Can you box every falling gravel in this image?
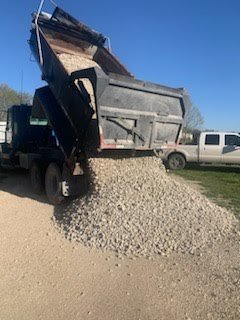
[58,53,100,73]
[58,53,100,109]
[54,156,239,258]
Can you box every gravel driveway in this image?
[0,166,239,320]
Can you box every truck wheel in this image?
[30,161,44,194]
[45,163,64,205]
[167,153,186,170]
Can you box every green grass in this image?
[171,165,240,219]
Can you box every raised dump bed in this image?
[29,5,186,159]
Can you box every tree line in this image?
[0,84,32,121]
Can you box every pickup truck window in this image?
[225,134,240,146]
[205,134,220,145]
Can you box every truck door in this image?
[222,134,240,164]
[199,133,222,163]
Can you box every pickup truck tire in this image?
[30,161,44,194]
[45,163,64,205]
[167,153,186,170]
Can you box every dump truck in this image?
[0,1,187,204]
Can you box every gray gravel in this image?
[58,53,100,110]
[58,53,100,73]
[54,156,239,258]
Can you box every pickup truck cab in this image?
[161,131,240,170]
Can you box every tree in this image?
[179,96,204,144]
[183,95,204,132]
[0,84,32,121]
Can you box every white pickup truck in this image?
[161,131,240,170]
[0,121,6,143]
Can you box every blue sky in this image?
[0,0,239,131]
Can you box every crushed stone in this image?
[53,156,239,258]
[58,53,100,109]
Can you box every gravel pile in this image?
[54,156,238,258]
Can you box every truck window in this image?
[30,117,48,126]
[205,134,220,145]
[225,134,240,146]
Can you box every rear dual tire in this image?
[29,161,44,195]
[45,163,64,205]
[30,161,64,204]
[30,161,86,205]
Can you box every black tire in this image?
[45,163,64,205]
[167,153,186,170]
[30,161,44,194]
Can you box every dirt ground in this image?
[0,169,239,320]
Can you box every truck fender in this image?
[166,150,187,162]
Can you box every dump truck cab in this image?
[0,105,47,166]
[0,102,83,204]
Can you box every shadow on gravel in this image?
[0,167,49,204]
[53,200,76,236]
[52,162,96,236]
[0,151,155,202]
